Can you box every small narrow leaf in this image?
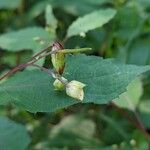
[0,117,30,150]
[0,54,149,113]
[45,5,57,31]
[67,8,116,37]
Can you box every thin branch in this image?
[0,46,92,81]
[133,111,150,140]
[31,45,52,60]
[0,46,53,81]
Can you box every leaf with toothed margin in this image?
[0,54,149,113]
[67,8,116,37]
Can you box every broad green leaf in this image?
[0,0,22,9]
[99,114,128,140]
[0,54,149,112]
[115,4,141,40]
[67,9,116,37]
[0,117,30,150]
[114,78,143,111]
[45,5,57,31]
[50,115,96,139]
[0,27,55,53]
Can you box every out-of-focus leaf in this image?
[28,0,111,18]
[128,40,150,65]
[114,78,143,111]
[49,115,102,149]
[0,116,30,150]
[0,54,149,112]
[0,0,22,9]
[139,100,150,113]
[50,115,95,138]
[114,4,141,40]
[0,27,55,53]
[137,0,150,8]
[45,5,57,31]
[67,9,116,37]
[100,114,128,140]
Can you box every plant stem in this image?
[0,46,53,81]
[133,111,150,140]
[111,102,150,140]
[31,45,52,60]
[0,46,92,81]
[31,64,68,85]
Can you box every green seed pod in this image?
[51,42,65,75]
[53,78,67,91]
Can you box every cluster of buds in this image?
[51,42,86,101]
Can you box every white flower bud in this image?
[66,80,86,101]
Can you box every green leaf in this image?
[50,115,96,139]
[0,117,30,150]
[0,0,22,9]
[139,100,150,113]
[0,54,149,113]
[139,100,150,128]
[45,5,57,30]
[28,0,109,18]
[128,40,150,65]
[0,27,55,53]
[138,0,150,8]
[67,8,116,37]
[114,78,143,111]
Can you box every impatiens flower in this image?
[66,80,86,101]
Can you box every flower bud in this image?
[66,80,86,101]
[53,78,68,90]
[51,42,65,74]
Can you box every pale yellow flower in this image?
[66,80,86,101]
